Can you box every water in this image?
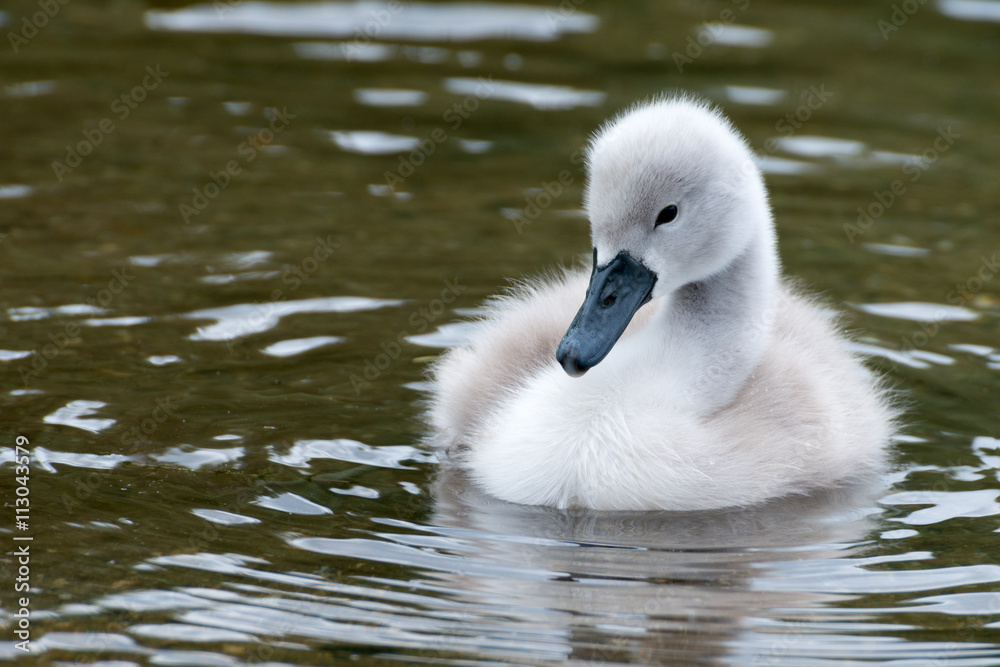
[1,0,999,664]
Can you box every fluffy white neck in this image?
[656,224,779,414]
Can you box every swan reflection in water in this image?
[426,466,884,665]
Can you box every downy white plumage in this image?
[429,96,896,511]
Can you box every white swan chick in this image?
[429,96,895,511]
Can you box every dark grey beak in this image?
[556,249,657,377]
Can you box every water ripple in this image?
[883,489,1000,525]
[854,301,980,322]
[326,130,420,154]
[721,85,786,106]
[254,492,334,515]
[261,335,344,357]
[445,77,605,110]
[32,447,133,471]
[756,561,1000,594]
[42,400,117,434]
[268,438,433,470]
[191,509,262,526]
[939,0,1000,23]
[146,1,599,41]
[0,183,34,198]
[354,88,428,107]
[184,296,403,341]
[153,446,245,470]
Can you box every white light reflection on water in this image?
[445,77,605,110]
[721,85,787,106]
[191,509,262,526]
[0,183,34,198]
[184,296,404,341]
[253,492,334,515]
[326,130,420,154]
[145,1,599,41]
[706,24,774,47]
[862,243,932,257]
[268,438,433,470]
[353,88,428,107]
[939,0,1000,22]
[850,340,955,369]
[154,446,245,470]
[854,301,980,322]
[7,304,106,321]
[42,400,117,434]
[261,336,345,357]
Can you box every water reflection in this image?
[353,88,429,107]
[421,469,879,664]
[260,335,344,357]
[184,296,403,341]
[854,301,980,322]
[42,400,117,433]
[704,24,774,47]
[720,85,787,106]
[444,78,606,111]
[3,81,55,98]
[0,183,34,198]
[145,1,599,41]
[327,130,421,155]
[939,0,1000,22]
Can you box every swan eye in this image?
[655,205,678,227]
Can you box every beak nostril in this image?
[556,251,656,376]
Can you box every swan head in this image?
[557,96,773,377]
